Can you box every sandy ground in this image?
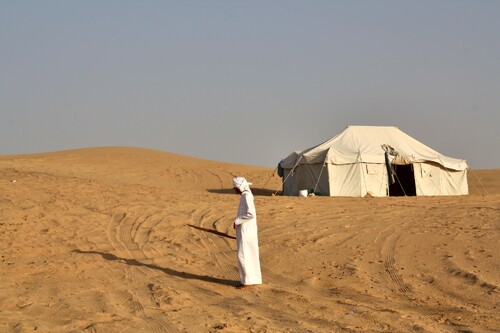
[0,147,498,333]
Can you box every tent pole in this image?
[357,151,370,196]
[312,160,327,195]
[379,164,387,196]
[263,166,278,194]
[392,166,408,196]
[468,165,489,195]
[275,155,303,196]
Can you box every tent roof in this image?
[280,126,468,171]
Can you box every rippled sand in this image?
[0,147,498,332]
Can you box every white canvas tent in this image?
[279,126,468,197]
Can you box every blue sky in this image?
[1,1,499,168]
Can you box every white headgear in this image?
[233,177,252,193]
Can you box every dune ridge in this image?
[1,147,498,332]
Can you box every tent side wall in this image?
[283,162,467,196]
[282,169,299,196]
[328,163,388,197]
[282,164,330,196]
[362,163,389,196]
[413,163,468,196]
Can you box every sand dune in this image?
[0,147,498,332]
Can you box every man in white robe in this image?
[233,177,262,289]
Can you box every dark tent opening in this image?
[389,164,417,196]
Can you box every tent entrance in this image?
[389,164,416,196]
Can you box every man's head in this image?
[233,177,252,194]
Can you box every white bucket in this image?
[298,189,308,197]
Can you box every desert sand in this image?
[0,147,498,333]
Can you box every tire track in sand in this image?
[191,208,334,332]
[107,212,175,333]
[378,222,445,319]
[191,208,240,283]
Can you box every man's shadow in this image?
[186,224,236,239]
[207,188,279,196]
[73,249,237,287]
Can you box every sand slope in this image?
[0,147,498,332]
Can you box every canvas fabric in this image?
[280,126,468,197]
